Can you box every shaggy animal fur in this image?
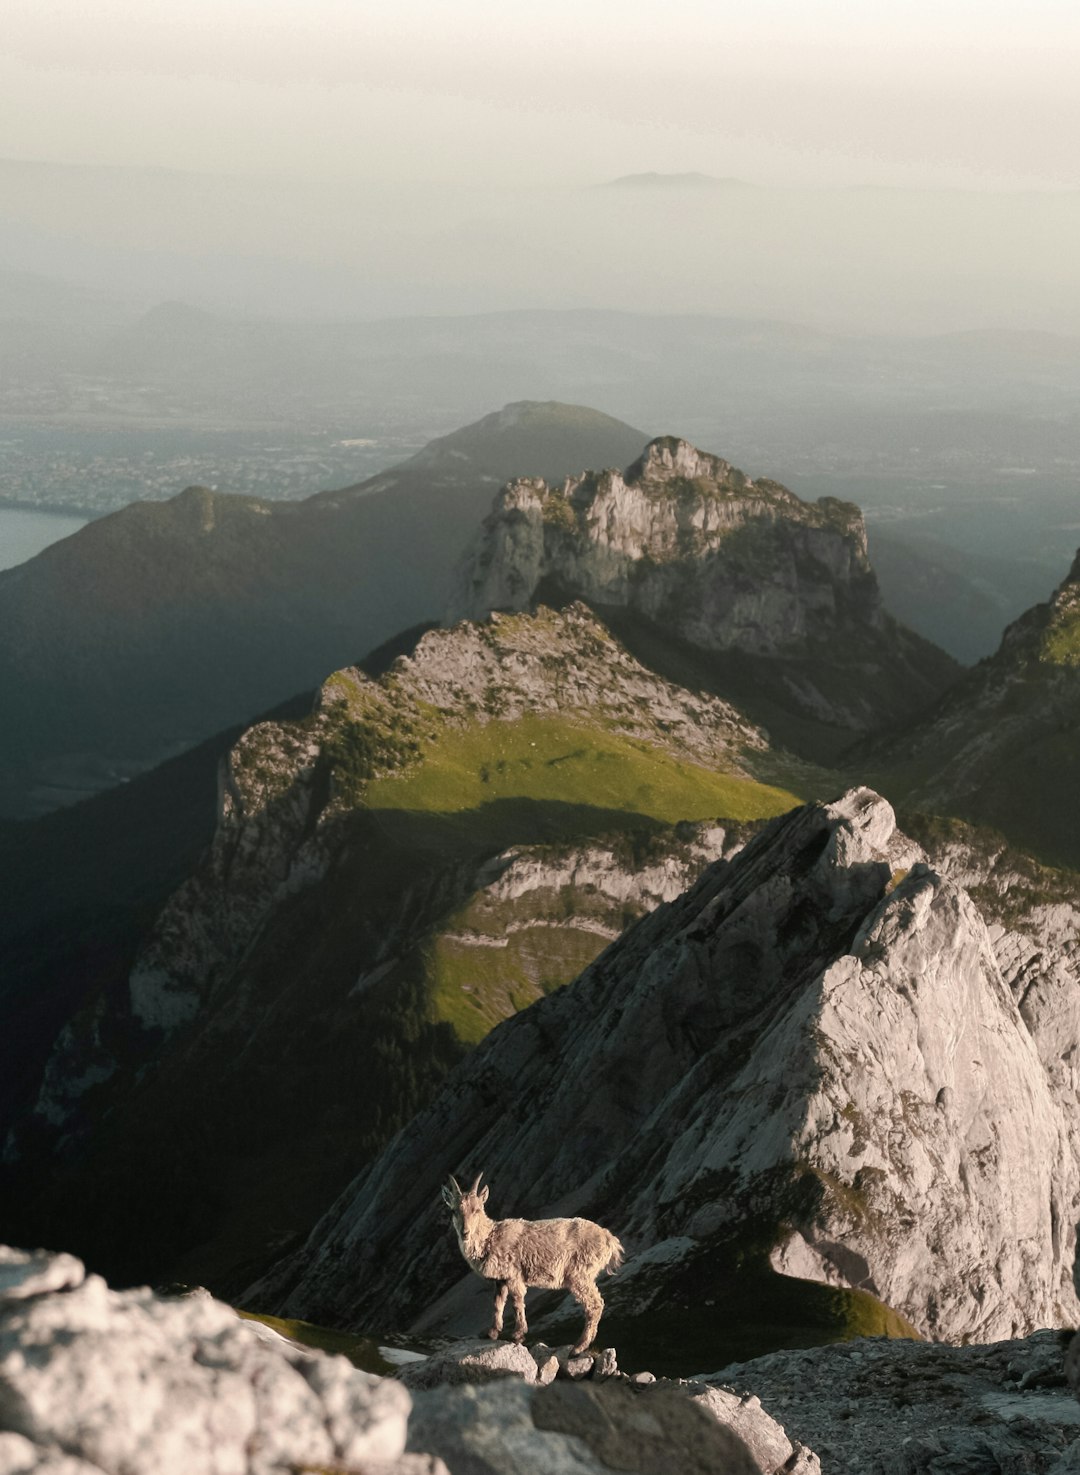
[441,1173,623,1354]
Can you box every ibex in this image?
[441,1172,623,1354]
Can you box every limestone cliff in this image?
[260,789,1080,1360]
[451,438,958,747]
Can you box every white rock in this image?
[0,1248,85,1303]
[0,1252,411,1475]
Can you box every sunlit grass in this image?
[365,714,799,825]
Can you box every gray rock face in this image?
[260,788,1080,1352]
[395,1340,541,1390]
[713,1329,1080,1475]
[406,1379,764,1475]
[394,1338,813,1474]
[0,1248,421,1475]
[451,437,957,735]
[452,440,876,659]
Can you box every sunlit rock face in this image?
[454,439,878,656]
[261,789,1080,1350]
[0,1246,417,1475]
[451,438,958,744]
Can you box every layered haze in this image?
[3,0,1080,328]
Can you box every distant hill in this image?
[605,172,751,190]
[0,402,650,818]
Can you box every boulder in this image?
[0,1247,427,1475]
[406,1378,762,1475]
[395,1340,540,1390]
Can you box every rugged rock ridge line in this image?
[258,789,1080,1352]
[451,436,958,739]
[867,547,1080,868]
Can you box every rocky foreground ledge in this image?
[5,1248,1080,1475]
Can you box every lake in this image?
[0,507,88,572]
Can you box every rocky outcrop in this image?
[259,789,1080,1360]
[867,549,1080,868]
[7,1244,1080,1475]
[0,1246,428,1475]
[406,1379,768,1475]
[452,438,958,741]
[395,1340,815,1475]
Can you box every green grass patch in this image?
[1041,605,1080,667]
[364,714,798,827]
[236,1310,395,1375]
[426,926,605,1045]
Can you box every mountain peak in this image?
[629,436,741,485]
[450,437,956,743]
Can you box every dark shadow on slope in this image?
[0,796,727,1296]
[0,623,434,1151]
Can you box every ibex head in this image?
[441,1172,490,1237]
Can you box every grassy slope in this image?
[366,713,799,828]
[360,713,799,1045]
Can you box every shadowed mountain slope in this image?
[865,550,1080,868]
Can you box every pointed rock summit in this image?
[451,438,957,744]
[259,789,1080,1362]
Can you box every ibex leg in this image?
[488,1281,509,1340]
[509,1278,528,1343]
[569,1276,603,1354]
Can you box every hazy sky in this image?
[4,0,1080,190]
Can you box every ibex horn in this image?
[470,1172,484,1195]
[448,1175,462,1196]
